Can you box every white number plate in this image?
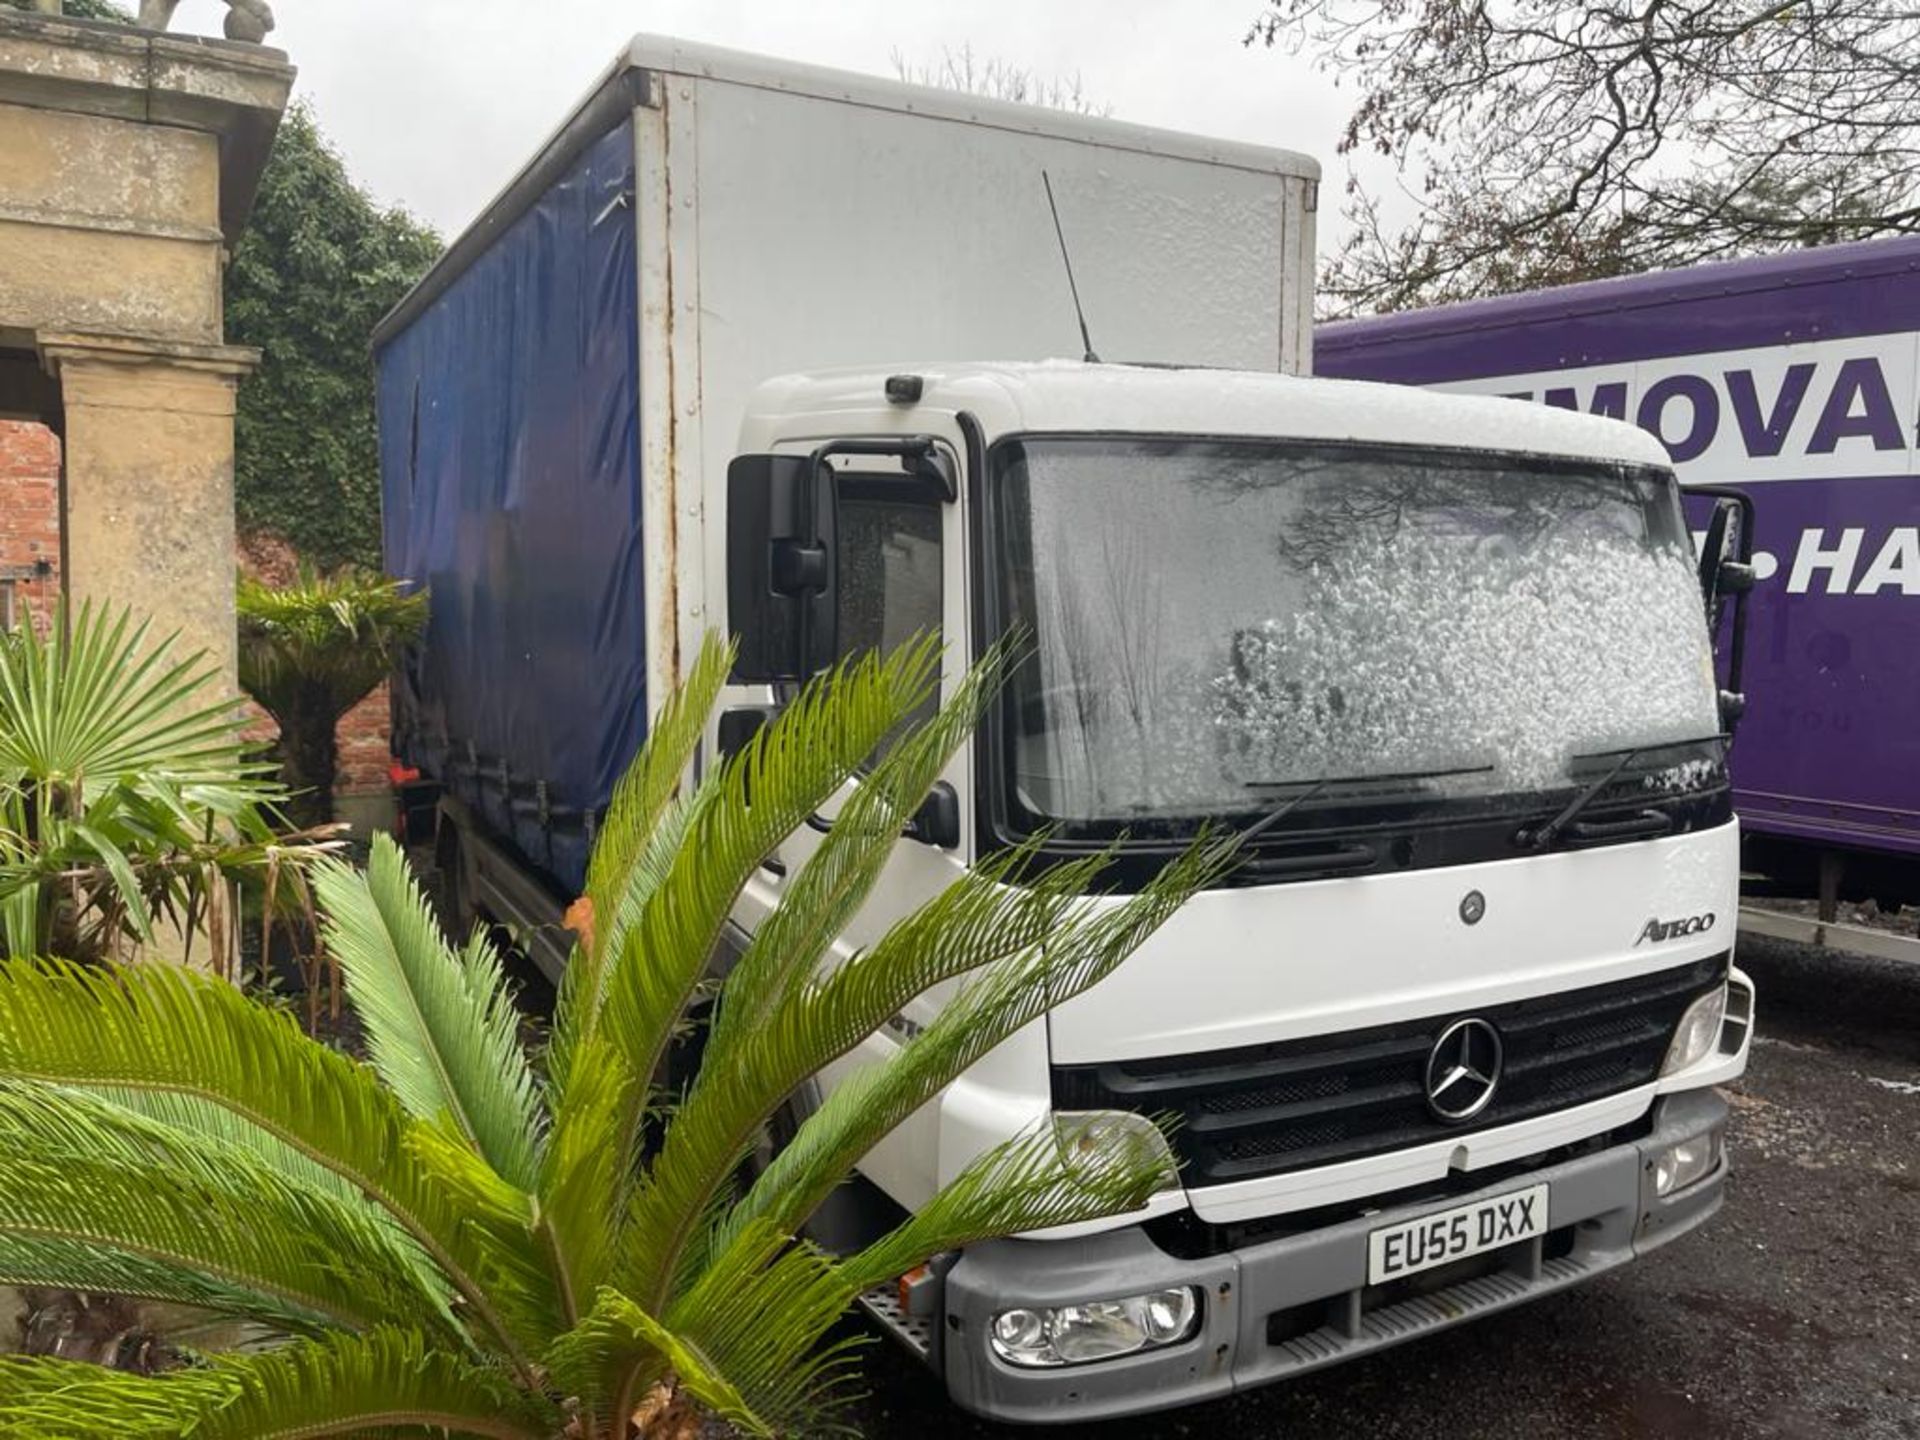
[1366,1183,1549,1285]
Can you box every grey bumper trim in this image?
[940,1089,1729,1426]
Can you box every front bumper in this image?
[939,1089,1730,1426]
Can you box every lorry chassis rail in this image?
[1738,904,1920,968]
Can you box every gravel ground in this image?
[851,933,1920,1439]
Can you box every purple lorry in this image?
[1318,238,1920,952]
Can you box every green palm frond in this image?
[0,600,294,959]
[0,625,1237,1439]
[0,1234,329,1336]
[842,1117,1176,1295]
[0,958,560,1365]
[552,631,736,1101]
[314,834,544,1188]
[619,642,1006,1309]
[567,1222,866,1440]
[548,1287,776,1440]
[660,1220,871,1435]
[0,601,259,790]
[0,887,33,967]
[0,1328,558,1440]
[539,639,939,1311]
[0,1354,210,1438]
[0,1081,458,1339]
[705,635,1012,1050]
[597,1122,1173,1434]
[724,833,1235,1252]
[624,840,1107,1312]
[88,1086,368,1210]
[602,635,941,1112]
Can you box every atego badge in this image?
[1635,913,1716,945]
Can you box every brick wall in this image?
[0,420,61,633]
[334,686,393,794]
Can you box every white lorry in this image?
[373,35,1755,1424]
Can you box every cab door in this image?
[723,426,974,1005]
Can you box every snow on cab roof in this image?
[752,361,1675,470]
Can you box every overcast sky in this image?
[164,0,1361,251]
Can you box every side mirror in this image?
[726,454,838,683]
[1690,486,1756,736]
[1696,501,1731,604]
[903,781,962,849]
[1696,492,1752,629]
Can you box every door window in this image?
[835,478,943,738]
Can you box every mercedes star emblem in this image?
[1459,889,1486,925]
[1425,1017,1504,1122]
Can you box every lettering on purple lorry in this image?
[1473,334,1920,597]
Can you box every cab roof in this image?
[742,361,1675,470]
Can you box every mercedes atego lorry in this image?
[372,35,1756,1425]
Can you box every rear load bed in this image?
[372,35,1318,892]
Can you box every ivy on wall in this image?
[226,106,443,570]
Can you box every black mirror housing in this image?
[904,780,962,849]
[1689,486,1756,738]
[726,454,838,682]
[1696,498,1735,605]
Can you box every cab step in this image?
[857,1282,934,1363]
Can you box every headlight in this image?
[1652,1131,1720,1196]
[1661,983,1727,1076]
[990,1287,1201,1368]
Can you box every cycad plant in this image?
[0,602,298,967]
[236,567,428,827]
[0,633,1229,1437]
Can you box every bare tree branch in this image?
[1249,0,1920,313]
[890,42,1113,116]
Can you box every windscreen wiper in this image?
[1516,734,1727,852]
[1239,764,1495,845]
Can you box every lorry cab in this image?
[718,361,1755,1420]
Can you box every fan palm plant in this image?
[236,567,428,827]
[0,601,301,967]
[0,631,1231,1437]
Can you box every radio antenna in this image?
[1042,170,1100,364]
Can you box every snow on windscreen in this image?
[1006,440,1720,822]
[1213,528,1718,791]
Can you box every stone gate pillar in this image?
[39,334,259,679]
[0,10,293,681]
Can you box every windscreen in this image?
[994,437,1721,830]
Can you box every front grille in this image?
[1052,956,1726,1187]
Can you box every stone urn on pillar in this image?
[133,0,277,43]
